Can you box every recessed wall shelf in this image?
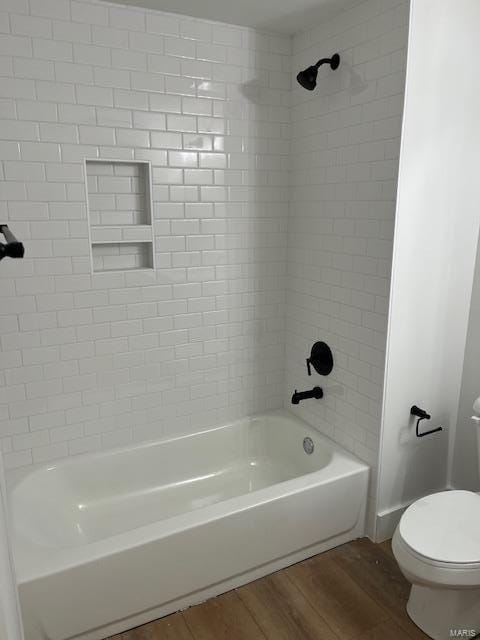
[92,242,154,273]
[85,159,154,274]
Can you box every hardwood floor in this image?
[109,538,428,640]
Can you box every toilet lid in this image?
[399,491,480,564]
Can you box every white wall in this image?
[286,0,409,535]
[0,0,291,473]
[375,0,480,540]
[452,234,480,492]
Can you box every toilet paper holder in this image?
[410,406,443,438]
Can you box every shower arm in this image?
[314,57,335,68]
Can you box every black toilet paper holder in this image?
[410,405,443,438]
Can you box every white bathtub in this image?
[11,410,369,640]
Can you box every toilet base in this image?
[407,584,480,639]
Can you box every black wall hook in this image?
[410,405,443,438]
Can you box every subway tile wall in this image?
[0,0,291,472]
[0,0,409,507]
[285,0,409,534]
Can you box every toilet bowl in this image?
[392,490,480,640]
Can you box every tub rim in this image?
[10,409,335,489]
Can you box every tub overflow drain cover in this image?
[303,437,314,454]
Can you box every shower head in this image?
[296,65,318,91]
[296,53,340,91]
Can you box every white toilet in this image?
[392,412,480,639]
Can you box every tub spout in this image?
[291,387,323,405]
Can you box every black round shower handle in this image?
[306,341,334,377]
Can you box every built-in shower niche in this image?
[85,159,154,273]
[92,242,153,273]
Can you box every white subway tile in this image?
[108,6,145,31]
[131,71,164,93]
[3,450,32,469]
[39,122,78,143]
[4,161,45,181]
[0,0,28,13]
[33,442,68,463]
[93,66,130,89]
[212,26,242,48]
[164,36,195,59]
[129,31,164,54]
[112,89,147,111]
[50,423,83,443]
[17,99,58,122]
[33,37,72,61]
[71,0,107,25]
[0,77,34,99]
[11,14,52,38]
[37,79,76,103]
[76,84,113,106]
[0,33,32,57]
[166,114,196,133]
[92,25,127,48]
[116,128,149,148]
[68,435,101,455]
[164,75,196,96]
[72,43,109,67]
[0,119,38,141]
[111,48,146,71]
[146,13,179,37]
[132,110,165,130]
[78,124,114,145]
[53,18,91,42]
[0,98,15,119]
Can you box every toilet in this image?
[392,412,480,639]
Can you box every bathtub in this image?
[11,410,369,640]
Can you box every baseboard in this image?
[374,504,409,542]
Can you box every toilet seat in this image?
[398,490,480,565]
[393,530,480,588]
[393,491,480,589]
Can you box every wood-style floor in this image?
[109,538,428,640]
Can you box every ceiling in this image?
[108,0,353,34]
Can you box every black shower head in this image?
[296,53,340,91]
[296,65,318,91]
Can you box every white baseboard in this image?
[374,504,409,542]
